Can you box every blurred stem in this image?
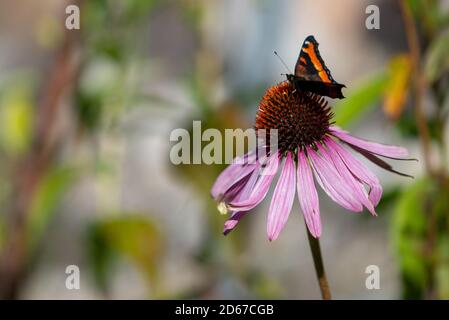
[0,0,83,298]
[400,0,445,299]
[306,227,331,300]
[434,82,448,173]
[399,0,434,176]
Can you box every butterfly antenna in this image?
[274,51,292,74]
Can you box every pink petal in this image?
[219,175,250,203]
[297,151,322,238]
[307,147,363,212]
[329,125,409,159]
[267,152,296,241]
[223,212,245,235]
[222,163,261,235]
[325,137,382,206]
[318,143,377,216]
[227,152,280,211]
[211,160,257,200]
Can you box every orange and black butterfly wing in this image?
[291,79,345,99]
[292,35,345,99]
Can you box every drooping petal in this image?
[307,147,363,212]
[267,152,296,241]
[349,143,414,178]
[211,160,257,200]
[227,152,280,211]
[325,137,382,206]
[329,125,409,159]
[219,173,251,203]
[297,151,322,238]
[223,211,246,235]
[318,143,377,216]
[222,162,261,235]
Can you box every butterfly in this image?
[286,35,345,99]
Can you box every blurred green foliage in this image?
[315,0,449,299]
[0,0,169,299]
[333,71,388,127]
[392,177,449,299]
[424,32,449,82]
[87,215,162,297]
[392,178,429,298]
[0,83,34,157]
[27,166,78,250]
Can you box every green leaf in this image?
[396,109,441,140]
[373,186,400,213]
[424,31,449,82]
[436,236,449,299]
[408,0,440,37]
[391,178,432,298]
[333,71,388,127]
[27,167,77,249]
[86,215,163,296]
[392,179,429,236]
[74,90,103,132]
[436,264,449,299]
[123,0,158,21]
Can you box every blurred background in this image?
[0,0,448,299]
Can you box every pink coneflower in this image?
[212,81,412,241]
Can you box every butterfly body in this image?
[287,35,345,99]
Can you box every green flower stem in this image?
[306,226,331,300]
